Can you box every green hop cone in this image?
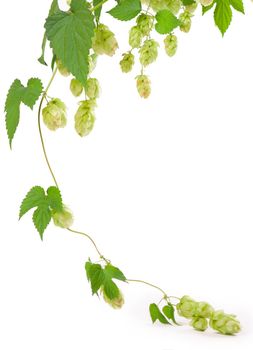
[136,74,151,99]
[176,296,197,319]
[164,34,178,57]
[120,53,135,73]
[191,317,208,332]
[102,288,125,310]
[179,11,193,33]
[88,53,98,74]
[92,24,118,56]
[129,26,143,49]
[75,99,96,137]
[52,206,74,229]
[136,14,154,36]
[85,78,100,100]
[210,310,241,335]
[56,59,70,77]
[141,0,181,14]
[42,98,67,131]
[70,79,83,97]
[139,39,159,67]
[195,302,214,318]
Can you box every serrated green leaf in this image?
[45,0,95,86]
[202,2,215,15]
[103,279,120,300]
[104,264,127,282]
[5,78,43,147]
[162,304,179,325]
[38,0,61,66]
[21,79,43,109]
[85,261,92,281]
[47,186,63,211]
[108,0,141,21]
[19,186,46,219]
[33,205,52,239]
[155,9,180,35]
[214,0,232,36]
[89,264,105,294]
[149,303,170,324]
[229,0,244,13]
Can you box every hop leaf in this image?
[214,0,233,36]
[45,0,95,86]
[162,304,179,325]
[149,303,170,324]
[19,185,63,239]
[155,9,180,34]
[5,78,43,147]
[108,0,142,21]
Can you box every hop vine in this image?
[3,0,246,338]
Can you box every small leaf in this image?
[45,0,95,86]
[19,186,46,219]
[229,0,244,14]
[104,264,127,282]
[33,205,52,240]
[21,78,43,109]
[47,186,63,211]
[108,0,141,21]
[214,0,233,36]
[88,264,105,294]
[103,279,120,300]
[93,0,103,22]
[202,2,215,15]
[182,0,195,4]
[155,10,180,35]
[149,303,170,324]
[163,304,179,325]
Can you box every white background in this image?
[0,1,253,349]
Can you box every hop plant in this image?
[195,302,214,318]
[75,99,96,137]
[52,206,74,229]
[129,26,143,49]
[92,24,118,56]
[136,74,151,99]
[42,98,67,131]
[120,52,135,73]
[179,11,193,33]
[102,289,125,310]
[164,34,178,57]
[85,78,100,100]
[136,14,154,36]
[70,79,84,97]
[210,310,241,335]
[191,317,208,332]
[56,59,70,77]
[139,39,159,67]
[141,0,181,14]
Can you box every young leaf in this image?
[162,304,179,325]
[5,78,43,147]
[93,0,103,22]
[214,0,233,36]
[104,264,127,282]
[103,279,120,300]
[87,263,105,294]
[108,0,142,21]
[155,10,180,35]
[19,186,46,219]
[38,0,60,65]
[45,0,95,86]
[33,205,52,240]
[47,186,63,211]
[149,303,170,324]
[202,2,215,15]
[229,0,244,14]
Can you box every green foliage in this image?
[19,186,63,239]
[93,0,103,22]
[155,9,180,34]
[182,0,196,4]
[85,260,126,299]
[45,0,95,86]
[38,0,60,65]
[5,78,43,147]
[162,303,179,325]
[108,0,142,21]
[149,303,170,324]
[229,0,244,13]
